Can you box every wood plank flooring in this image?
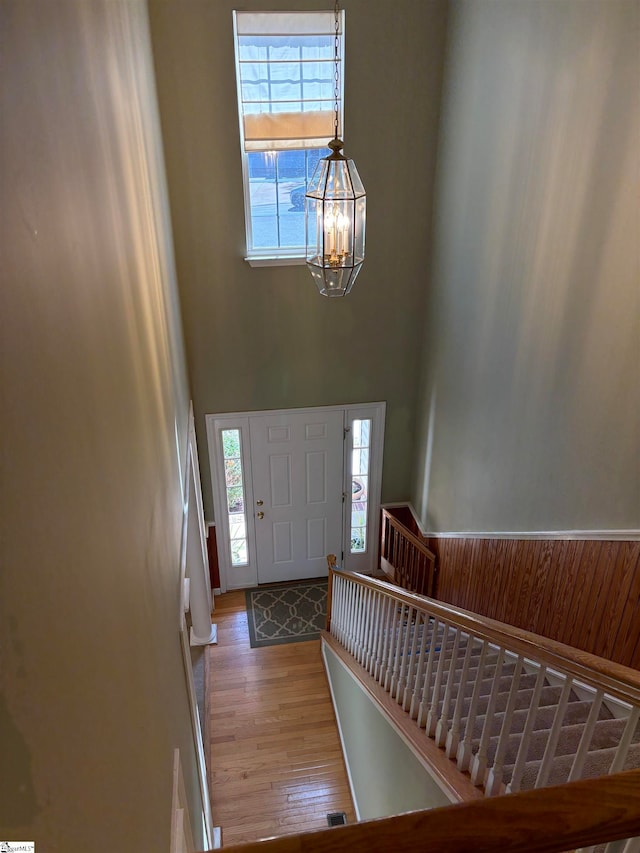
[207,590,356,847]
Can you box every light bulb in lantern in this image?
[324,206,350,265]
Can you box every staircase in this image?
[414,621,640,796]
[326,566,640,851]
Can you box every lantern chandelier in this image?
[305,0,366,297]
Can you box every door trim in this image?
[205,403,386,592]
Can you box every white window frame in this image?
[232,10,345,265]
[341,403,386,574]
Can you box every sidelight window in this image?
[221,429,248,566]
[350,418,371,553]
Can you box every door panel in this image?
[250,410,344,584]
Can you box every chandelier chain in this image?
[333,0,340,139]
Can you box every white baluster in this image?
[403,609,424,712]
[353,584,366,662]
[446,635,475,758]
[609,706,640,774]
[409,614,433,720]
[365,589,379,669]
[535,677,573,788]
[332,575,344,642]
[382,596,399,687]
[351,582,363,656]
[426,623,453,737]
[435,627,462,748]
[339,576,350,645]
[345,580,357,653]
[568,689,604,782]
[359,586,373,665]
[365,590,381,673]
[485,655,524,795]
[470,647,506,787]
[417,617,442,729]
[376,594,393,684]
[621,837,640,852]
[457,640,488,771]
[507,664,547,793]
[374,594,391,682]
[394,605,415,702]
[387,603,405,694]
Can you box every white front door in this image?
[249,410,344,584]
[206,403,386,591]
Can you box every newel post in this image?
[326,554,337,631]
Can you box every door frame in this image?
[205,402,386,592]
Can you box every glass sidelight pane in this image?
[221,428,249,567]
[350,418,371,554]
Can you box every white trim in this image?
[245,255,306,267]
[343,403,386,574]
[170,748,196,853]
[321,642,361,821]
[179,626,215,850]
[425,529,640,541]
[175,402,215,850]
[382,503,640,541]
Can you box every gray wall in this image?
[1,1,204,849]
[148,0,448,519]
[412,0,640,532]
[323,644,452,819]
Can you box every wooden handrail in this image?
[380,509,437,597]
[328,568,640,706]
[382,508,433,555]
[211,769,640,852]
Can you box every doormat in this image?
[244,579,328,648]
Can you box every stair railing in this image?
[380,507,436,597]
[212,769,640,853]
[326,567,640,804]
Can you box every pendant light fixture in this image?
[305,0,366,297]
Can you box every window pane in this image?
[350,418,371,555]
[353,419,370,449]
[228,515,246,540]
[352,475,367,503]
[352,447,369,476]
[222,429,241,459]
[226,486,244,514]
[234,13,344,257]
[225,459,243,488]
[221,427,249,566]
[351,528,366,553]
[247,148,325,252]
[231,539,248,566]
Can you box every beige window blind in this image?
[234,11,343,152]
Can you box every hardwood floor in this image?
[207,589,356,847]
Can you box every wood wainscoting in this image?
[380,508,640,670]
[431,537,640,670]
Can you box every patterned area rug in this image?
[244,579,328,648]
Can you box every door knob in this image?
[256,499,264,506]
[257,511,265,519]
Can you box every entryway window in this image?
[350,418,371,553]
[221,429,248,566]
[232,10,345,263]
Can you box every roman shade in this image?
[234,11,343,152]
